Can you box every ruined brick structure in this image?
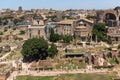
[97,7,120,43]
[97,7,120,27]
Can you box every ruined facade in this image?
[97,7,120,43]
[27,14,46,39]
[97,7,120,27]
[74,18,93,42]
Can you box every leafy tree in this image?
[48,43,58,58]
[21,38,48,61]
[92,23,107,42]
[49,28,61,42]
[63,35,73,43]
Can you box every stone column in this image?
[116,15,119,27]
[96,35,98,43]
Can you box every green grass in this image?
[0,53,3,57]
[16,75,53,80]
[6,51,22,60]
[55,61,86,70]
[108,58,116,65]
[16,73,117,80]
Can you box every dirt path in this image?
[7,68,109,80]
[0,46,17,61]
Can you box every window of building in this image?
[37,20,40,25]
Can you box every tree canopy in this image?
[21,38,48,61]
[49,28,61,42]
[63,35,73,43]
[92,23,107,42]
[49,28,73,43]
[48,43,58,58]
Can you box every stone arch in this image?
[105,13,116,20]
[104,13,117,27]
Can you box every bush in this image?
[49,28,61,42]
[19,30,25,35]
[4,29,7,32]
[48,43,58,58]
[92,23,107,42]
[63,35,73,43]
[86,42,90,45]
[105,47,112,51]
[21,38,48,61]
[0,32,3,35]
[77,42,82,45]
[13,28,16,30]
[94,65,114,69]
[86,15,97,19]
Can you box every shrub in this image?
[19,30,25,35]
[0,32,3,35]
[13,28,16,30]
[4,29,7,32]
[77,42,82,45]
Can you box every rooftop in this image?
[80,18,94,24]
[58,19,76,25]
[28,25,45,29]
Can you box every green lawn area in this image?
[16,76,53,80]
[16,73,117,80]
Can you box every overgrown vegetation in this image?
[21,38,48,61]
[19,30,25,35]
[92,23,112,44]
[16,73,117,80]
[86,15,97,19]
[118,44,120,49]
[49,28,73,43]
[48,43,58,58]
[21,38,58,61]
[0,32,3,35]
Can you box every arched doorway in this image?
[105,13,117,27]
